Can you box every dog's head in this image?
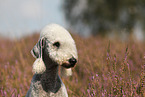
[31,24,78,74]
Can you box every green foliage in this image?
[63,0,145,35]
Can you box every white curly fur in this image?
[26,24,78,97]
[32,58,46,74]
[40,24,78,66]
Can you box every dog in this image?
[26,24,78,97]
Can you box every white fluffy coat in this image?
[26,24,78,97]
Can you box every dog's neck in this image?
[38,51,61,93]
[40,66,61,93]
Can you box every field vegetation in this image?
[0,33,144,97]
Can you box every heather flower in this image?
[0,34,144,96]
[96,74,98,77]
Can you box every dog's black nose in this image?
[69,57,77,67]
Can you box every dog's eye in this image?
[53,42,60,48]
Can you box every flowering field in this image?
[0,34,144,97]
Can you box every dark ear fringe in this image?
[31,49,37,58]
[31,37,45,58]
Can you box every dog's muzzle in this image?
[62,57,77,68]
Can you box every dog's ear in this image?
[31,38,45,58]
[31,37,46,74]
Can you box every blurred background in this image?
[0,0,145,41]
[0,0,145,96]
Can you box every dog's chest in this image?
[31,81,68,97]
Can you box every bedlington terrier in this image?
[26,24,78,97]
